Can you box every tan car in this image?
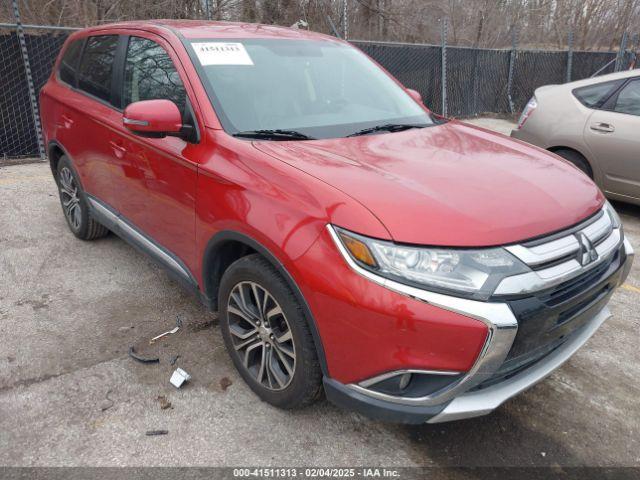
[511,69,640,205]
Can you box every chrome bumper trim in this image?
[621,238,634,285]
[327,225,519,407]
[427,306,612,423]
[358,369,461,389]
[327,224,631,411]
[624,237,634,257]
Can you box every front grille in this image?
[505,248,622,362]
[477,207,627,390]
[542,258,611,307]
[474,250,623,391]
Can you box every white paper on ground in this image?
[170,368,192,388]
[192,42,254,66]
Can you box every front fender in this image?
[200,228,330,376]
[194,129,390,286]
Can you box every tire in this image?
[553,149,593,179]
[55,155,109,240]
[219,254,322,409]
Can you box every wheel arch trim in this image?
[202,230,329,376]
[47,140,71,177]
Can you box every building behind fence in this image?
[0,18,638,161]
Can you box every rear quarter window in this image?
[58,39,83,86]
[613,80,640,116]
[572,80,623,108]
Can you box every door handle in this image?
[590,122,615,133]
[56,114,74,129]
[109,141,127,159]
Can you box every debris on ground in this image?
[170,368,191,388]
[149,326,179,344]
[128,346,159,364]
[100,389,114,412]
[149,315,183,344]
[220,377,233,391]
[145,430,168,436]
[157,395,172,410]
[169,355,180,366]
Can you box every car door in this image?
[109,33,205,276]
[584,78,640,199]
[57,34,123,212]
[49,37,85,164]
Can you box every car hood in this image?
[252,121,604,246]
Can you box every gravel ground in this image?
[1,119,639,469]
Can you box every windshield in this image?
[188,39,434,139]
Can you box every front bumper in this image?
[324,306,611,424]
[323,236,633,423]
[428,304,610,423]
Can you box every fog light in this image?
[399,372,412,390]
[365,371,462,397]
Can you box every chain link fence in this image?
[355,41,443,117]
[446,47,512,117]
[1,20,638,161]
[1,25,71,160]
[0,29,32,160]
[354,41,636,119]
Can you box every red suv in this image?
[40,20,633,424]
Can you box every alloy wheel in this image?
[58,167,81,230]
[226,281,296,390]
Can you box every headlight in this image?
[332,226,529,301]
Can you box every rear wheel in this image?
[56,155,109,240]
[553,149,593,179]
[219,254,322,409]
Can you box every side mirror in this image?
[123,99,183,138]
[406,88,423,105]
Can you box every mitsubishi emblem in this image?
[576,232,598,266]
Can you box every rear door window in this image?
[58,39,83,86]
[77,35,119,103]
[573,80,623,108]
[122,36,187,115]
[613,80,640,116]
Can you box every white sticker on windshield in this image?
[192,42,254,66]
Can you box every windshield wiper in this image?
[346,123,428,138]
[233,129,315,141]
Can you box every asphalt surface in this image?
[1,118,639,468]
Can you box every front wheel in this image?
[219,254,322,409]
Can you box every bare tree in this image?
[5,0,640,51]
